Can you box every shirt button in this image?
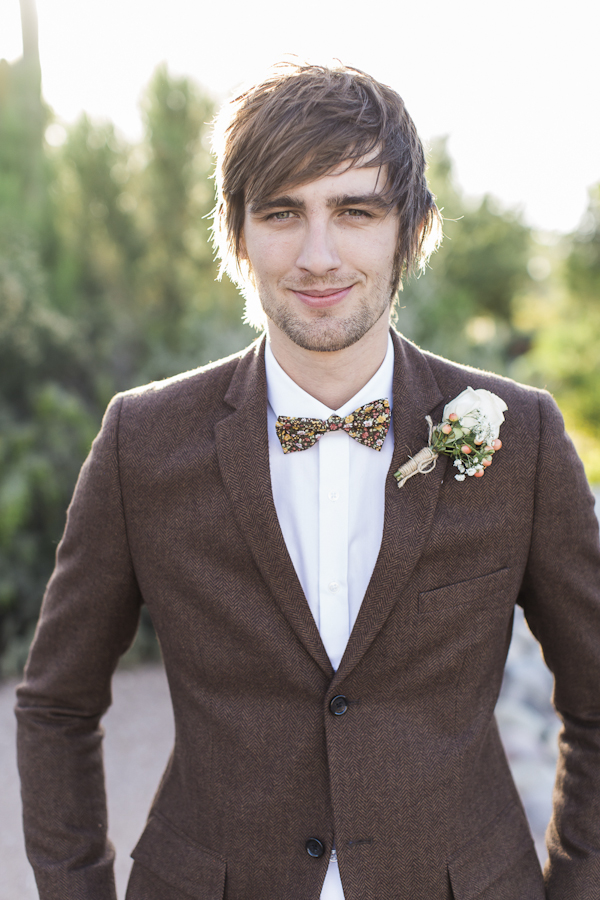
[328,490,339,501]
[328,581,339,593]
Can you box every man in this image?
[16,61,600,900]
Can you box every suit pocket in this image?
[418,567,511,615]
[126,812,226,900]
[448,802,544,899]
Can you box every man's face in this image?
[242,162,399,353]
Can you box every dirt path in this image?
[1,666,174,900]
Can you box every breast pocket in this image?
[126,812,226,900]
[418,567,511,615]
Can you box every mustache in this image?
[281,274,361,290]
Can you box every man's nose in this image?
[295,220,341,275]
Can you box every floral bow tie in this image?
[275,399,391,454]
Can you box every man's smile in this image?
[290,285,355,308]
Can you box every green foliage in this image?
[0,221,98,673]
[566,184,600,303]
[0,55,47,227]
[397,138,533,374]
[0,63,253,675]
[515,185,600,482]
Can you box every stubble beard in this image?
[255,274,395,353]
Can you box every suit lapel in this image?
[332,331,448,686]
[215,338,333,678]
[216,332,447,686]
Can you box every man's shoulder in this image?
[112,337,263,420]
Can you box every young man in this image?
[16,62,600,900]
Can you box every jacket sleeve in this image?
[518,391,600,897]
[15,395,143,900]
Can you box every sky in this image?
[2,0,599,233]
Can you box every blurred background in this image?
[1,0,599,893]
[1,0,599,674]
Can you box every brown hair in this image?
[212,60,441,313]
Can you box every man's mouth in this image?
[290,285,354,308]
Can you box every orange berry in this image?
[442,424,453,435]
[482,458,492,467]
[474,470,485,478]
[461,445,471,454]
[492,439,502,450]
[449,413,459,421]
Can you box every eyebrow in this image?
[249,195,304,214]
[248,192,393,215]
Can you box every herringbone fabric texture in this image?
[15,331,600,900]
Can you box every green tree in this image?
[0,0,46,226]
[133,65,252,382]
[0,65,254,674]
[397,138,533,373]
[516,185,600,481]
[0,218,99,673]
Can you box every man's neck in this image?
[266,319,391,410]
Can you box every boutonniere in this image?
[394,387,507,488]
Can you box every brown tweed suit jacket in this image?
[16,331,600,900]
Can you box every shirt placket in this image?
[318,430,350,672]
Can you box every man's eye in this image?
[270,211,294,220]
[345,209,371,218]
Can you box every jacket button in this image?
[329,695,349,716]
[305,838,325,858]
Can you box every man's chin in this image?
[264,312,359,352]
[286,330,363,353]
[269,303,393,354]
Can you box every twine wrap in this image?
[394,416,439,488]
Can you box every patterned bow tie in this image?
[275,399,391,454]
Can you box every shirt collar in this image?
[266,333,394,420]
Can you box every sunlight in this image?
[0,0,23,61]
[11,0,600,233]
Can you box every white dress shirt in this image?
[265,336,395,900]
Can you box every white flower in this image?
[443,387,507,440]
[394,388,507,489]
